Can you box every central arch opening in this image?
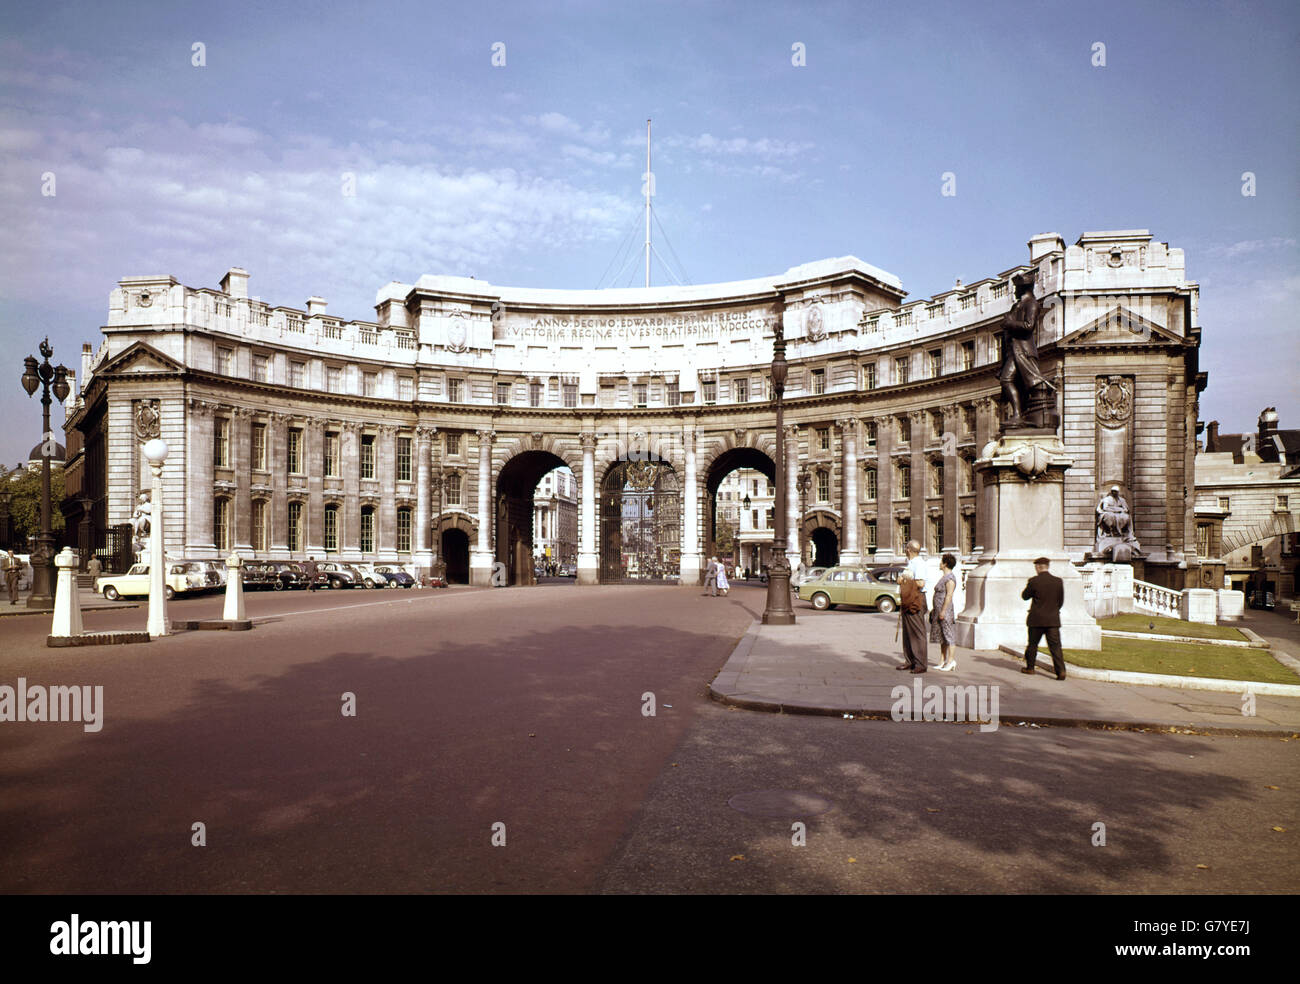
[600,458,680,582]
[496,450,577,586]
[705,447,776,579]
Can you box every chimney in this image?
[306,296,328,317]
[1206,421,1220,451]
[81,343,92,393]
[220,267,249,298]
[1258,407,1280,462]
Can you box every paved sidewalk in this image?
[708,605,1300,734]
[0,586,137,617]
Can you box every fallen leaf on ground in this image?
[1272,826,1286,832]
[729,854,745,861]
[1196,864,1209,869]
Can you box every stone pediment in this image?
[100,341,185,375]
[1061,306,1183,347]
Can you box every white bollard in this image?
[50,547,84,638]
[223,552,245,621]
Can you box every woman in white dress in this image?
[716,563,730,596]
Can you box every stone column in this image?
[908,410,925,553]
[415,426,434,572]
[233,408,253,552]
[185,398,216,555]
[579,430,599,584]
[784,424,800,570]
[838,417,860,564]
[306,419,325,553]
[974,396,998,553]
[941,403,961,553]
[269,413,289,553]
[378,425,397,556]
[470,429,496,585]
[678,427,700,585]
[874,415,894,561]
[342,422,361,556]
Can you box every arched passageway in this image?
[441,528,470,584]
[811,526,840,568]
[600,458,680,582]
[496,450,570,586]
[704,447,776,568]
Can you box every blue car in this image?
[374,565,415,588]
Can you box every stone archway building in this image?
[64,230,1208,588]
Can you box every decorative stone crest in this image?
[1096,376,1133,427]
[531,432,544,450]
[134,400,161,440]
[445,312,468,353]
[804,302,825,342]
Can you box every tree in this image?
[714,516,735,555]
[3,464,66,546]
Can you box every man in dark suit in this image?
[1021,556,1066,680]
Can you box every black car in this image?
[267,562,311,590]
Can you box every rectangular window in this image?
[817,470,830,502]
[961,458,973,494]
[497,382,511,405]
[252,500,268,552]
[932,410,944,439]
[864,421,877,449]
[634,383,647,407]
[989,334,1001,363]
[865,467,877,501]
[894,356,910,385]
[961,341,975,372]
[811,368,826,395]
[766,507,774,529]
[1278,495,1290,511]
[397,437,412,482]
[448,378,464,403]
[446,432,460,456]
[930,516,944,554]
[398,377,414,401]
[216,346,233,375]
[326,366,342,393]
[252,423,267,471]
[666,380,679,406]
[324,432,339,477]
[863,363,876,390]
[865,519,877,548]
[363,371,378,397]
[324,506,338,551]
[752,509,759,529]
[397,508,412,552]
[964,405,976,435]
[928,349,942,378]
[898,517,911,546]
[290,361,306,388]
[360,434,375,479]
[214,498,230,551]
[899,416,911,444]
[360,509,374,553]
[563,383,578,408]
[1196,523,1211,558]
[214,418,230,468]
[288,501,302,551]
[288,428,303,474]
[818,427,830,451]
[898,465,911,499]
[446,473,462,506]
[703,380,717,403]
[252,354,269,383]
[1218,496,1230,512]
[932,462,944,497]
[531,382,544,407]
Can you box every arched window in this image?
[396,507,412,553]
[864,466,877,501]
[360,506,375,553]
[324,504,339,551]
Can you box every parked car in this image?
[192,559,229,588]
[96,562,213,601]
[317,562,362,589]
[266,562,311,590]
[352,564,391,589]
[373,565,415,588]
[797,566,900,613]
[793,566,827,587]
[867,564,905,584]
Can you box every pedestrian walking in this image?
[303,555,319,592]
[1021,556,1066,680]
[704,556,718,596]
[931,553,958,671]
[87,555,102,580]
[716,562,730,596]
[896,540,928,674]
[3,549,20,604]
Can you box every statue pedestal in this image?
[954,431,1100,652]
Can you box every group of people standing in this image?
[895,540,1066,679]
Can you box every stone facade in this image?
[64,231,1205,587]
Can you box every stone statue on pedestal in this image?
[1095,485,1143,562]
[998,270,1057,429]
[131,491,152,561]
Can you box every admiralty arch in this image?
[64,229,1207,589]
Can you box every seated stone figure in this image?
[1095,485,1142,562]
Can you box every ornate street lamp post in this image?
[143,438,170,637]
[762,316,795,625]
[797,466,811,568]
[19,339,71,609]
[430,456,446,581]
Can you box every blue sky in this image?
[1,0,1296,468]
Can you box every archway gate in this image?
[600,458,681,582]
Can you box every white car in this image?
[352,564,391,589]
[96,562,213,601]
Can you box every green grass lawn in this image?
[1060,636,1298,684]
[1098,613,1247,642]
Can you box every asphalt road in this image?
[1,583,1295,894]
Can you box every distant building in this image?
[1195,408,1300,600]
[533,466,577,566]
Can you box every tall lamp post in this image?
[20,339,71,609]
[762,315,795,624]
[797,466,811,568]
[430,456,445,581]
[143,438,169,637]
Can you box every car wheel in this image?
[273,579,285,591]
[364,578,375,589]
[876,596,896,614]
[103,585,119,601]
[811,592,831,611]
[164,585,175,600]
[330,578,342,589]
[388,580,398,589]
